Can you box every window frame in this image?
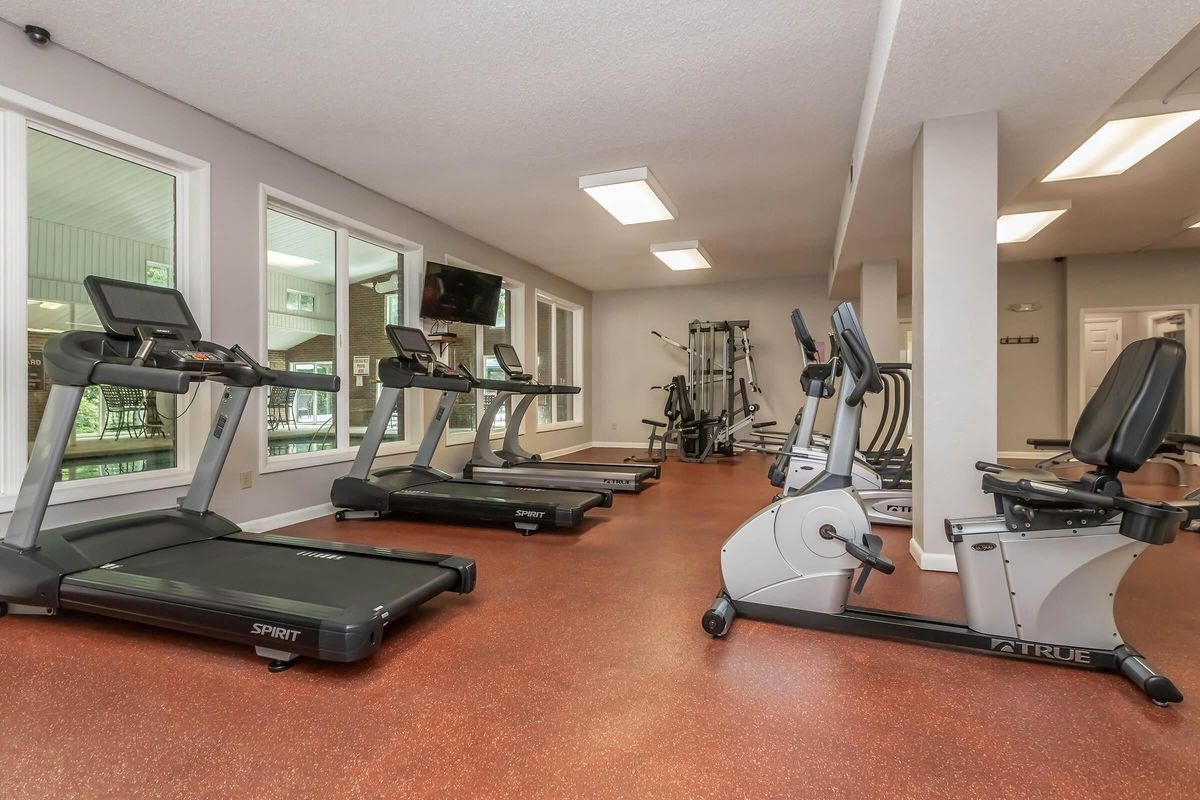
[442,255,525,447]
[534,290,585,432]
[258,185,423,474]
[0,89,211,513]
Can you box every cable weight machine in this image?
[648,320,773,461]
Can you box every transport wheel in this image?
[335,511,346,522]
[702,594,735,637]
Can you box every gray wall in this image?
[592,276,838,445]
[1064,249,1200,426]
[0,27,591,533]
[996,259,1066,451]
[986,250,1199,451]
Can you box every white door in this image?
[1083,317,1122,404]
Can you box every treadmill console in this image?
[493,343,532,382]
[386,325,461,378]
[84,276,236,371]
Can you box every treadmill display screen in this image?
[494,343,522,372]
[387,325,433,356]
[84,276,202,341]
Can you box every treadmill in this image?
[462,343,660,492]
[330,326,612,534]
[0,277,475,671]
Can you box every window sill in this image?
[261,440,417,474]
[537,420,585,434]
[0,467,195,514]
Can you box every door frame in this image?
[1079,305,1199,459]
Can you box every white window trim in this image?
[0,87,211,513]
[259,185,423,474]
[442,255,525,447]
[534,289,585,432]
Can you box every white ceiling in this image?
[999,25,1200,262]
[830,1,1200,296]
[0,1,881,291]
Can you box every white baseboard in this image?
[908,536,958,573]
[998,450,1050,460]
[241,502,335,533]
[590,441,677,450]
[539,441,596,460]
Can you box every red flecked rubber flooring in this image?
[1,449,1197,799]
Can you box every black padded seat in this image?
[1070,338,1186,472]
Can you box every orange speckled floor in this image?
[1,450,1197,799]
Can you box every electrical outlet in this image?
[611,423,617,431]
[239,471,253,490]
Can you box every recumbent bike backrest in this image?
[1071,337,1186,475]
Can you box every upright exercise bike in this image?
[702,302,1199,704]
[775,308,913,526]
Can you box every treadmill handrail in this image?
[91,362,191,394]
[231,344,340,392]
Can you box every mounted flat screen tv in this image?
[419,262,503,326]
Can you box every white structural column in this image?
[859,259,899,444]
[910,110,998,571]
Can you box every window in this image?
[349,236,405,445]
[266,209,337,456]
[285,288,316,313]
[535,292,583,427]
[0,99,208,511]
[27,128,180,481]
[445,275,521,441]
[146,261,172,287]
[261,190,418,470]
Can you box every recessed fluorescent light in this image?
[1043,110,1200,182]
[39,301,63,310]
[579,167,675,225]
[651,241,711,271]
[267,249,319,269]
[997,202,1071,244]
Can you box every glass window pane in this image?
[266,209,337,455]
[447,321,478,435]
[482,289,512,432]
[536,300,553,424]
[348,237,404,445]
[555,306,575,422]
[27,128,178,481]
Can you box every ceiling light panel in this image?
[651,241,711,271]
[267,249,319,268]
[996,209,1067,243]
[1043,110,1200,182]
[579,167,675,225]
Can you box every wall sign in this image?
[353,356,370,376]
[28,351,44,391]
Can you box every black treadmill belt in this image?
[401,480,604,509]
[62,539,459,620]
[517,462,655,477]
